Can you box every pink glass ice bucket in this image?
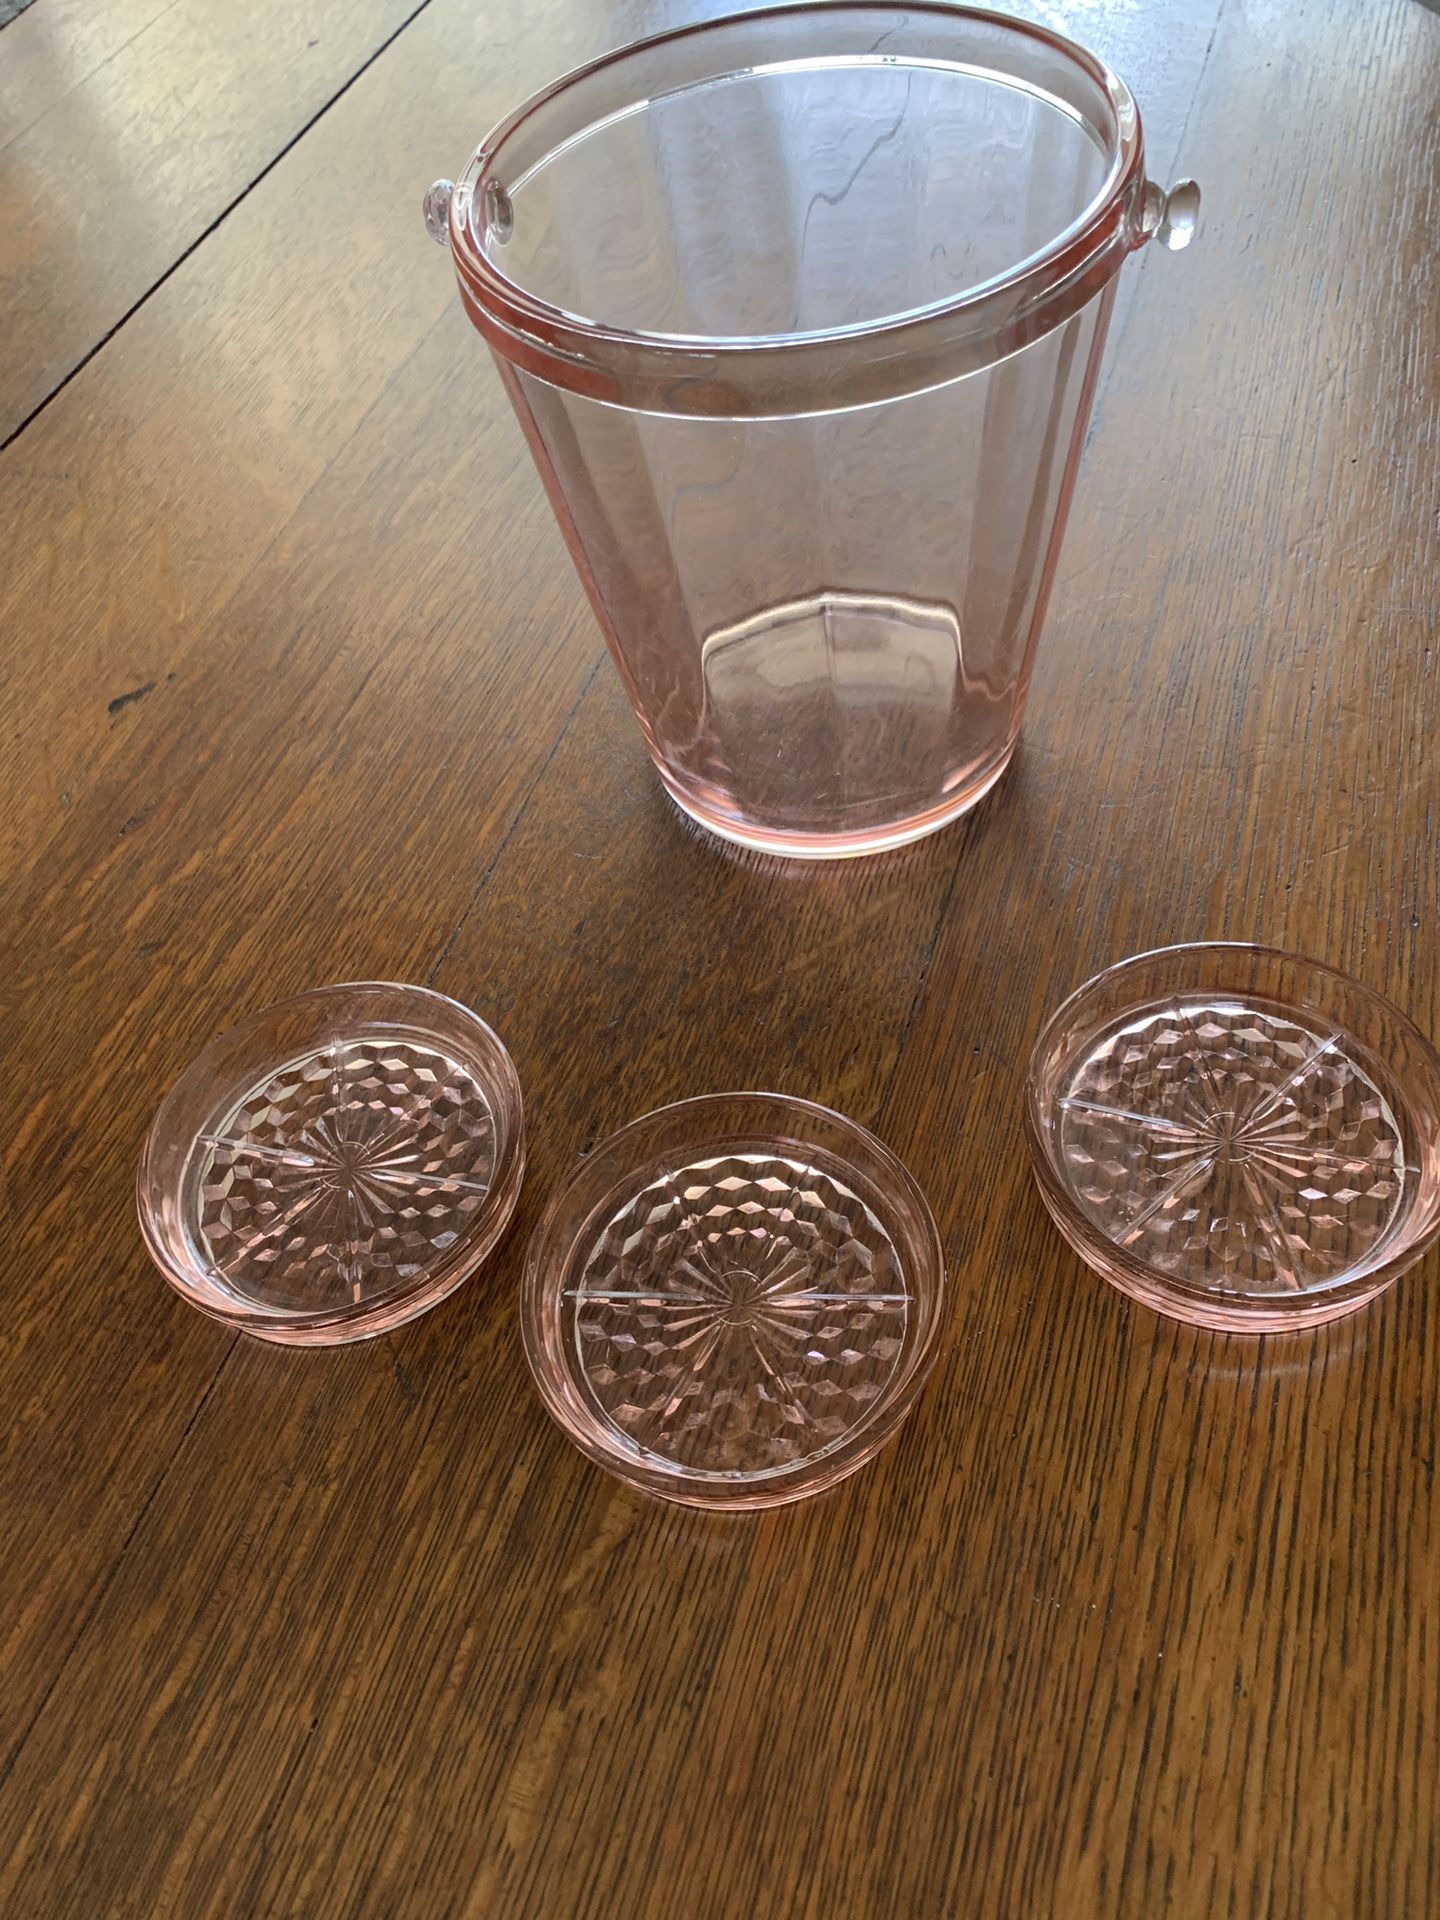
[426,4,1197,856]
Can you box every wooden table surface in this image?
[4,0,1439,1912]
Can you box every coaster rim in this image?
[1024,942,1440,1332]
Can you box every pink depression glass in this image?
[1025,945,1440,1332]
[426,4,1198,857]
[521,1093,946,1508]
[138,983,525,1345]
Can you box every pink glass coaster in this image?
[1025,944,1440,1332]
[522,1093,945,1509]
[138,982,524,1345]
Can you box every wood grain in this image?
[3,0,1438,1914]
[0,0,743,1782]
[0,0,427,443]
[0,0,190,144]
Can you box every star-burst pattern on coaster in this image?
[1056,1000,1405,1293]
[567,1153,912,1476]
[198,1037,496,1311]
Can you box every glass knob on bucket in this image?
[1138,177,1203,251]
[425,6,1200,858]
[422,178,454,248]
